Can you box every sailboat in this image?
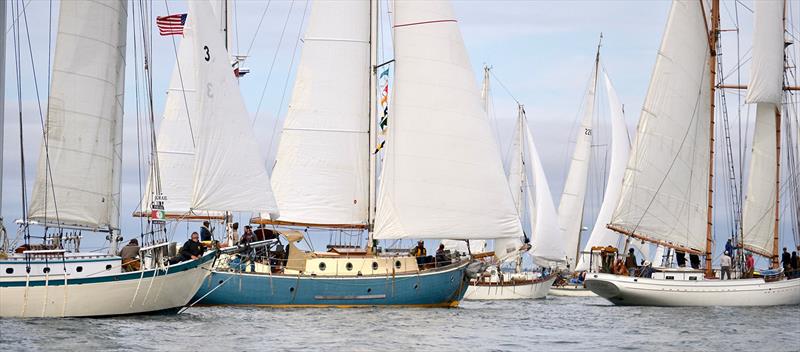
[585,0,800,306]
[192,0,524,307]
[0,0,215,318]
[463,102,562,300]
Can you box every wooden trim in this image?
[472,251,495,259]
[249,217,368,230]
[717,84,800,91]
[131,211,227,221]
[742,245,774,259]
[606,224,704,255]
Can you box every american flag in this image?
[156,13,187,36]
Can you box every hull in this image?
[549,284,597,297]
[193,261,470,307]
[464,274,557,300]
[585,273,800,307]
[0,252,215,317]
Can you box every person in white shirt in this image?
[720,251,732,280]
[226,222,239,247]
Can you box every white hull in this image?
[585,273,800,306]
[465,275,557,300]
[549,284,597,297]
[0,252,215,317]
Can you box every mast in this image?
[0,0,6,228]
[772,1,787,268]
[705,0,720,278]
[367,0,379,252]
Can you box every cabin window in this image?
[372,262,379,270]
[395,261,402,269]
[666,276,674,280]
[5,268,13,274]
[346,262,353,271]
[43,267,51,274]
[106,264,112,270]
[76,266,83,273]
[318,262,326,271]
[689,276,698,281]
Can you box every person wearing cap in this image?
[720,250,732,280]
[118,239,141,272]
[744,252,755,278]
[412,241,427,267]
[641,260,654,278]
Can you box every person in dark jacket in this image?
[625,248,637,276]
[781,247,791,272]
[178,232,205,262]
[689,253,701,269]
[200,221,213,242]
[725,239,735,259]
[676,251,687,267]
[791,251,799,279]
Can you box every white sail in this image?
[745,0,784,105]
[141,33,200,216]
[28,0,127,230]
[442,239,487,255]
[188,0,278,215]
[269,0,370,226]
[373,0,523,240]
[609,0,711,252]
[742,103,779,256]
[525,119,566,266]
[493,114,528,262]
[557,64,597,269]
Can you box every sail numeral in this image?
[203,45,210,61]
[584,128,592,136]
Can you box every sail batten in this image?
[28,0,128,231]
[373,0,522,240]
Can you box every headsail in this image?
[268,0,370,227]
[188,0,278,215]
[373,0,522,240]
[28,0,128,231]
[608,0,711,252]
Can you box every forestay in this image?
[28,0,127,230]
[188,0,278,216]
[269,0,370,226]
[609,0,711,252]
[745,0,784,105]
[373,0,522,240]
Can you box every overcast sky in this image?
[1,0,798,264]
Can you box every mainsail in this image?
[744,0,784,105]
[608,0,711,252]
[28,0,128,230]
[268,0,371,227]
[373,0,522,240]
[557,63,597,269]
[187,0,278,215]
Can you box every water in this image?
[1,296,798,351]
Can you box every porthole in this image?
[395,260,402,269]
[367,288,372,293]
[76,266,83,273]
[43,267,51,274]
[106,264,112,270]
[5,268,13,274]
[319,262,327,271]
[346,262,353,271]
[372,262,379,270]
[413,283,419,290]
[289,287,295,292]
[218,280,224,285]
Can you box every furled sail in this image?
[745,0,784,105]
[28,0,127,230]
[188,0,278,215]
[524,117,566,266]
[742,103,779,256]
[141,31,201,216]
[557,64,597,269]
[373,0,523,240]
[608,0,711,252]
[268,0,370,226]
[576,72,631,271]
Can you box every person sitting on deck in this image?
[625,248,637,277]
[613,258,627,276]
[435,243,450,267]
[200,221,213,242]
[171,232,205,264]
[744,252,755,278]
[640,261,654,278]
[118,239,141,272]
[412,240,427,267]
[240,225,256,245]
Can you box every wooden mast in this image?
[771,0,787,268]
[366,0,379,253]
[705,0,720,278]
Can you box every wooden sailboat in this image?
[0,0,215,318]
[585,0,800,306]
[192,0,523,307]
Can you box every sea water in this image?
[1,296,798,351]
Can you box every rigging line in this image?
[162,0,197,149]
[265,0,310,161]
[252,0,297,127]
[487,69,519,105]
[21,1,60,228]
[4,0,30,34]
[244,0,273,57]
[132,1,145,234]
[11,0,29,241]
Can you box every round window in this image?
[5,268,13,274]
[76,266,83,273]
[106,264,112,270]
[395,260,402,269]
[345,262,353,271]
[43,267,51,274]
[372,262,379,270]
[319,262,327,271]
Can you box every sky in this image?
[1,0,798,266]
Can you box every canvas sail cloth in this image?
[493,113,529,262]
[187,0,278,216]
[442,239,487,255]
[557,65,596,269]
[28,0,127,230]
[745,0,784,105]
[374,0,522,240]
[608,0,711,253]
[266,0,370,226]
